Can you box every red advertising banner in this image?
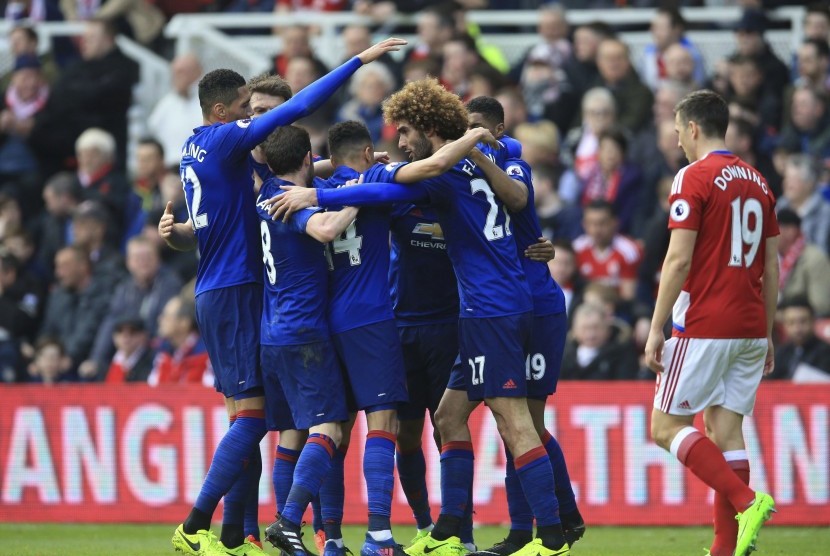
[0,383,827,525]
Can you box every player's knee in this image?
[396,419,424,451]
[366,408,398,434]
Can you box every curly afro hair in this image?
[382,77,468,141]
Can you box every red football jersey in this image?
[574,233,641,290]
[667,151,779,338]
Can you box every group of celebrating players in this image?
[160,35,778,556]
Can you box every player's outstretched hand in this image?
[644,329,665,374]
[268,186,318,222]
[358,38,407,64]
[763,336,775,376]
[525,237,555,262]
[158,201,175,240]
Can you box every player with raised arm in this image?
[159,37,406,556]
[644,90,778,556]
[256,124,355,556]
[269,78,571,556]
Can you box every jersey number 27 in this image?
[471,178,512,241]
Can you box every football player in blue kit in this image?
[159,37,406,556]
[256,125,357,556]
[267,78,571,556]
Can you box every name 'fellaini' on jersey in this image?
[389,203,459,326]
[503,158,566,317]
[179,55,362,296]
[363,159,532,318]
[256,177,330,346]
[322,166,395,334]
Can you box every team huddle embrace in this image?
[159,37,778,556]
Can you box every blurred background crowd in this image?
[0,0,829,386]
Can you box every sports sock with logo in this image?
[281,434,337,527]
[515,446,564,549]
[273,445,300,514]
[542,430,578,515]
[320,445,347,542]
[671,428,755,512]
[186,409,267,534]
[365,430,397,540]
[504,448,534,547]
[431,441,474,541]
[710,451,750,556]
[396,444,433,530]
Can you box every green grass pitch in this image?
[0,523,827,556]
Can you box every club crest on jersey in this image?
[385,162,402,172]
[670,199,691,222]
[506,164,524,177]
[236,118,252,128]
[413,222,444,240]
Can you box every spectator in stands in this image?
[71,200,126,290]
[103,316,155,382]
[640,6,705,92]
[495,87,528,136]
[337,65,395,144]
[521,48,577,132]
[776,208,830,316]
[468,63,508,100]
[548,239,583,314]
[778,86,830,161]
[635,175,672,310]
[0,25,58,89]
[133,138,166,212]
[561,87,617,196]
[769,297,830,380]
[273,25,328,78]
[441,34,484,101]
[276,0,347,13]
[563,21,614,101]
[27,337,72,384]
[72,128,131,233]
[75,0,167,48]
[141,208,198,282]
[0,55,48,186]
[573,199,641,301]
[81,235,182,379]
[3,229,45,283]
[39,245,112,375]
[533,161,573,239]
[778,154,830,254]
[559,302,640,380]
[399,5,455,67]
[803,2,830,42]
[33,172,78,279]
[341,24,400,85]
[594,37,653,133]
[732,8,790,97]
[0,193,22,243]
[513,119,560,168]
[148,294,212,385]
[663,43,701,91]
[587,128,642,235]
[794,39,830,94]
[285,56,332,151]
[30,19,139,175]
[147,53,203,168]
[725,54,782,137]
[509,4,571,84]
[725,115,782,197]
[0,249,45,344]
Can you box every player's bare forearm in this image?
[314,159,335,179]
[762,236,780,338]
[166,223,198,251]
[650,230,696,333]
[394,128,496,183]
[470,148,527,211]
[307,207,359,243]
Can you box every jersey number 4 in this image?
[470,178,511,241]
[728,197,763,268]
[331,221,363,266]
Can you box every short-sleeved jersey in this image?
[667,151,779,338]
[323,166,395,334]
[179,55,362,296]
[504,159,566,317]
[364,159,532,318]
[256,178,329,346]
[389,203,459,326]
[573,233,641,289]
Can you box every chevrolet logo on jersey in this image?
[412,222,445,240]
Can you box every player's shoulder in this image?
[365,161,408,182]
[612,235,641,263]
[505,158,531,182]
[670,159,706,196]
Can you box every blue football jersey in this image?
[503,159,566,316]
[323,166,395,334]
[256,178,330,346]
[363,160,533,318]
[179,55,362,296]
[389,203,459,326]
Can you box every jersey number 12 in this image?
[728,197,763,268]
[182,166,208,229]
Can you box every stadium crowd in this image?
[1,1,830,385]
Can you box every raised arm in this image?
[469,149,528,212]
[392,128,497,183]
[268,182,429,221]
[306,207,360,243]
